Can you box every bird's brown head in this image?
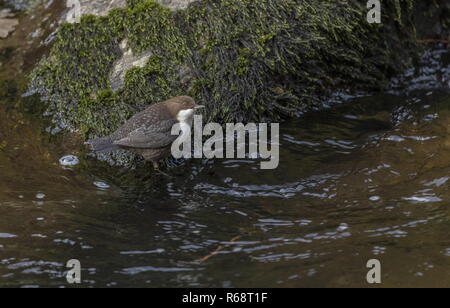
[164,96,204,123]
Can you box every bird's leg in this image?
[152,161,172,178]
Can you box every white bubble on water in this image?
[0,233,17,238]
[36,193,46,199]
[337,223,349,232]
[94,182,110,189]
[59,155,80,167]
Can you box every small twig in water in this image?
[417,39,449,44]
[196,236,242,263]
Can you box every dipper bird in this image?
[86,96,204,169]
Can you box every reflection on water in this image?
[1,85,449,287]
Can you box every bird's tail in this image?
[85,136,119,153]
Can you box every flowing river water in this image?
[1,83,450,287]
[1,2,450,288]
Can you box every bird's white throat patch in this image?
[177,109,195,124]
[177,109,195,144]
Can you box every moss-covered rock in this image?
[27,0,449,164]
[413,0,450,40]
[0,46,14,64]
[0,78,17,102]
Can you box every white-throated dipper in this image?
[86,96,204,169]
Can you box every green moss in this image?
[0,140,7,152]
[126,0,147,9]
[28,0,424,144]
[120,59,177,109]
[75,90,131,136]
[0,79,18,102]
[236,48,251,76]
[178,0,418,122]
[0,47,15,64]
[29,0,190,137]
[29,10,127,133]
[125,1,188,59]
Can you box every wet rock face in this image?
[110,39,153,92]
[0,10,18,39]
[70,0,127,19]
[2,0,35,11]
[64,0,197,21]
[157,0,198,10]
[413,1,450,40]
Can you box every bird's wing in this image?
[113,120,180,149]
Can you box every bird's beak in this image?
[194,105,205,110]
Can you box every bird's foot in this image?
[153,162,173,178]
[155,169,173,178]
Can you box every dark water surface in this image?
[1,83,450,287]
